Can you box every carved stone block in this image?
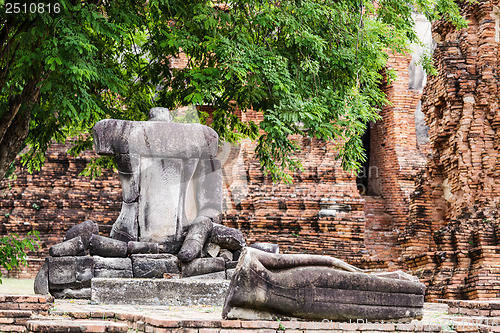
[93,256,133,278]
[47,256,93,290]
[131,254,180,278]
[181,257,225,278]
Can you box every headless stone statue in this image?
[93,108,222,261]
[223,247,425,322]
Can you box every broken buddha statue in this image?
[93,107,222,262]
[223,247,426,322]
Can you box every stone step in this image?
[91,277,230,306]
[25,319,128,332]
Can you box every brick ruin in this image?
[401,0,500,301]
[0,144,122,278]
[2,2,500,301]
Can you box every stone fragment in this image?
[91,278,230,306]
[206,243,220,258]
[48,237,85,257]
[89,235,127,257]
[219,249,233,261]
[51,288,91,299]
[47,256,93,290]
[226,268,236,280]
[131,254,180,278]
[34,262,49,295]
[222,248,425,321]
[183,271,226,280]
[64,220,99,249]
[181,257,226,278]
[127,241,159,255]
[225,261,238,270]
[211,224,246,251]
[93,256,133,278]
[250,242,279,254]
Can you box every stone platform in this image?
[47,300,447,333]
[7,295,500,332]
[91,277,230,306]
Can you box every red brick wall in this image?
[0,143,121,278]
[364,53,429,270]
[402,0,500,300]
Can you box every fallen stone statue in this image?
[222,247,425,322]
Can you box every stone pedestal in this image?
[91,278,230,306]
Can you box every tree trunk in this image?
[0,107,31,181]
[0,79,42,181]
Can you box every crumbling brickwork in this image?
[221,119,369,266]
[0,143,120,278]
[402,0,500,300]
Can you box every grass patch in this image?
[0,278,34,295]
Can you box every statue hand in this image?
[177,217,213,262]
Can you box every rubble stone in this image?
[64,220,99,249]
[181,257,225,278]
[48,236,85,257]
[131,254,180,278]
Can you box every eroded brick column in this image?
[402,0,500,300]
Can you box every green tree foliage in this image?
[0,231,39,282]
[0,0,151,180]
[1,0,468,183]
[144,0,468,181]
